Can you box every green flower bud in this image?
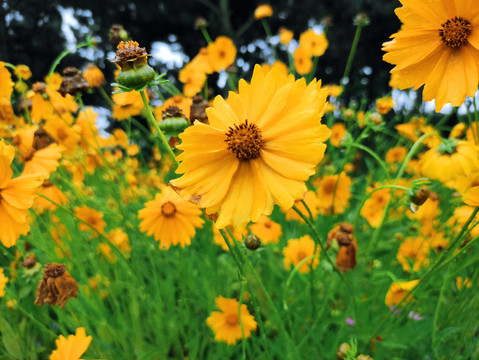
[112,41,156,90]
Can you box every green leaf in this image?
[0,316,23,359]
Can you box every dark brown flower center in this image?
[161,201,177,217]
[225,120,263,160]
[226,313,239,326]
[439,17,472,48]
[116,40,148,61]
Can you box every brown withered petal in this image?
[33,128,56,151]
[20,255,37,269]
[35,263,79,309]
[162,106,186,120]
[327,222,355,250]
[59,67,90,96]
[336,239,357,272]
[189,95,209,124]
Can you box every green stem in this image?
[348,142,390,180]
[218,228,299,359]
[139,90,179,167]
[307,56,319,83]
[342,22,364,80]
[199,25,213,44]
[239,279,247,360]
[261,19,278,60]
[48,41,91,76]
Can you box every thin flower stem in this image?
[342,22,364,81]
[368,133,434,252]
[16,303,58,338]
[369,207,479,340]
[218,228,299,359]
[48,41,92,76]
[348,142,390,180]
[97,86,114,106]
[139,90,179,167]
[261,19,278,60]
[431,262,450,353]
[307,56,319,83]
[239,279,247,360]
[199,25,213,44]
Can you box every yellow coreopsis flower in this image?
[179,62,207,97]
[279,27,294,45]
[0,140,43,247]
[299,29,329,57]
[207,36,237,72]
[138,186,204,249]
[0,268,8,297]
[294,45,313,75]
[382,0,479,111]
[249,215,282,244]
[206,296,257,345]
[397,237,430,272]
[50,327,92,360]
[75,206,106,236]
[385,279,419,307]
[254,4,273,20]
[283,235,320,274]
[170,64,330,229]
[464,186,479,206]
[0,62,14,99]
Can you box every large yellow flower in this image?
[0,140,42,247]
[382,0,479,111]
[171,65,330,229]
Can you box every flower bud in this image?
[113,41,156,89]
[411,185,430,206]
[245,234,261,250]
[336,343,351,360]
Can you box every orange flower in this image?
[0,140,42,247]
[75,206,106,235]
[171,65,330,229]
[329,123,346,147]
[179,63,207,97]
[112,90,145,120]
[382,0,479,111]
[285,190,319,222]
[206,296,257,345]
[0,268,8,297]
[283,235,319,274]
[376,96,395,114]
[34,180,69,214]
[385,279,419,307]
[385,146,408,163]
[138,187,204,249]
[279,27,294,45]
[207,36,237,72]
[315,173,352,215]
[361,187,390,228]
[0,62,14,99]
[294,46,313,75]
[83,64,105,87]
[397,237,430,272]
[50,327,92,360]
[464,185,479,206]
[249,214,282,244]
[254,4,273,20]
[299,29,329,57]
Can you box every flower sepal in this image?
[111,72,168,93]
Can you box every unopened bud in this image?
[336,343,351,360]
[245,234,261,250]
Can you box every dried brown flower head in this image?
[189,95,209,124]
[162,106,186,120]
[35,263,79,308]
[115,41,148,63]
[109,24,129,46]
[112,41,155,89]
[59,67,90,96]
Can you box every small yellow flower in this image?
[206,296,257,345]
[254,4,273,20]
[14,64,32,80]
[75,206,106,235]
[376,96,395,114]
[385,280,419,307]
[279,27,294,45]
[294,45,313,75]
[299,29,328,57]
[0,268,8,297]
[50,327,92,360]
[283,235,319,274]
